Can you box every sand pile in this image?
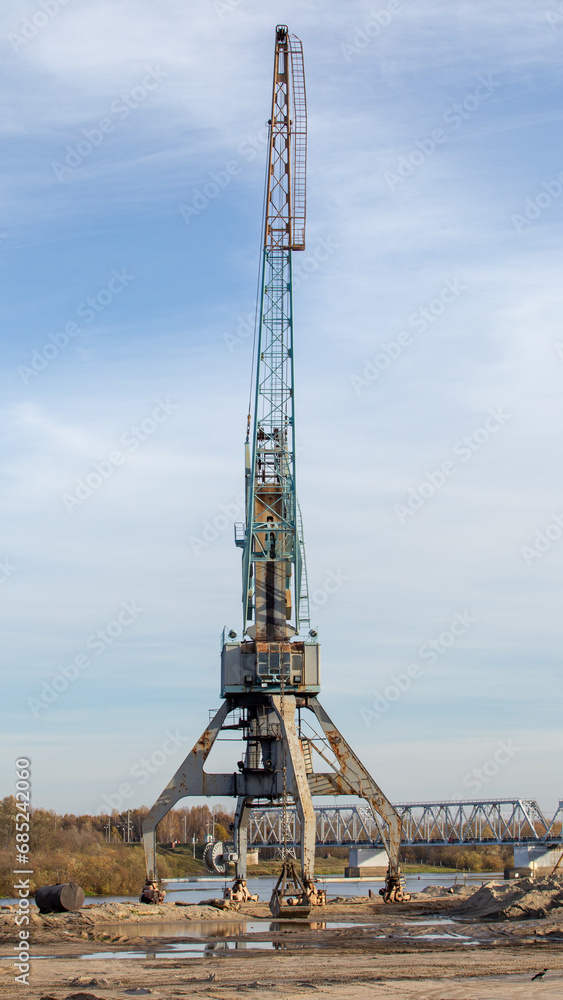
[79,901,243,923]
[454,874,563,921]
[415,884,476,898]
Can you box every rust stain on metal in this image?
[196,730,214,756]
[330,773,348,793]
[325,728,349,769]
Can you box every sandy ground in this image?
[1,887,563,1000]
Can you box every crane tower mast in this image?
[241,25,306,644]
[142,26,406,906]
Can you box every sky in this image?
[2,0,563,823]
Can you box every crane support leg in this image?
[308,698,403,894]
[142,701,233,882]
[271,694,316,881]
[234,795,254,879]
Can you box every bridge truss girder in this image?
[247,799,563,848]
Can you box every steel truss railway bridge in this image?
[247,799,563,848]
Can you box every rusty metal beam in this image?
[234,795,254,879]
[271,693,316,880]
[307,698,402,877]
[142,701,233,881]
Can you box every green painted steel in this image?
[240,27,308,640]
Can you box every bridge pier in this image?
[345,847,388,878]
[509,844,563,877]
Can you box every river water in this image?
[162,870,501,902]
[1,870,499,907]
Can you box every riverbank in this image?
[1,878,563,998]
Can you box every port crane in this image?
[142,24,406,905]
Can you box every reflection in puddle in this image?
[270,921,327,932]
[404,932,473,941]
[379,933,479,945]
[82,941,277,960]
[403,918,456,925]
[0,917,483,964]
[116,921,249,939]
[77,920,372,960]
[83,940,331,959]
[99,919,361,939]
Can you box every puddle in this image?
[413,932,473,941]
[381,933,479,945]
[79,937,339,959]
[0,920,377,962]
[81,941,278,959]
[403,918,456,925]
[269,921,365,932]
[0,955,53,961]
[111,920,251,939]
[97,919,365,939]
[0,919,480,963]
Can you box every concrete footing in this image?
[345,848,388,878]
[504,867,536,879]
[345,866,387,877]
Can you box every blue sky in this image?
[2,0,563,821]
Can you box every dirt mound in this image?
[454,874,563,921]
[414,883,476,898]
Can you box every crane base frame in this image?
[141,694,402,893]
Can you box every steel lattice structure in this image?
[142,25,404,901]
[240,29,306,637]
[248,800,563,847]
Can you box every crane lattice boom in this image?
[241,25,309,644]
